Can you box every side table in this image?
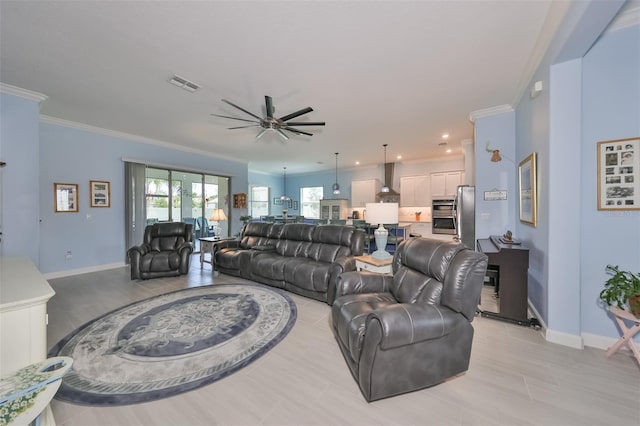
[355,255,393,275]
[606,306,640,366]
[198,237,235,274]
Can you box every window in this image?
[250,186,270,218]
[300,186,323,218]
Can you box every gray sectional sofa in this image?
[214,222,365,304]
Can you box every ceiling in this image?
[1,1,565,175]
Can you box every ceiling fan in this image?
[211,95,325,140]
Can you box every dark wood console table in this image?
[477,236,539,327]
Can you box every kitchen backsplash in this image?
[350,206,432,223]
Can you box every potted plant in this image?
[236,215,252,239]
[599,264,640,318]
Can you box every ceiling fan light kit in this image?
[212,95,325,140]
[280,166,290,201]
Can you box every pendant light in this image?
[280,166,290,201]
[332,152,341,195]
[380,144,390,193]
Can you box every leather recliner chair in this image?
[331,237,488,401]
[128,222,194,280]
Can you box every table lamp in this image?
[209,208,227,237]
[365,202,399,259]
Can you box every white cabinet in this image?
[400,175,430,207]
[320,199,348,220]
[430,171,462,198]
[351,179,379,207]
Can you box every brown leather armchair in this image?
[128,222,193,280]
[332,238,488,401]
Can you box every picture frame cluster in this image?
[54,180,111,212]
[597,137,639,211]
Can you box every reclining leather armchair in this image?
[332,238,488,401]
[128,222,194,280]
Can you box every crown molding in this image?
[605,0,640,33]
[468,105,514,123]
[39,115,242,164]
[0,82,48,102]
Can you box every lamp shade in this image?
[209,208,227,222]
[365,202,398,225]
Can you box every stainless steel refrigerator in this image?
[454,185,475,249]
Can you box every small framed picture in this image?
[54,183,79,212]
[90,180,111,207]
[293,200,299,210]
[274,197,283,205]
[518,152,537,226]
[597,137,639,210]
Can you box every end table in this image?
[355,255,393,275]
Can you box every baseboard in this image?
[545,328,584,349]
[44,262,126,280]
[581,332,619,351]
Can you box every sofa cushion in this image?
[141,251,181,272]
[283,258,332,293]
[251,252,288,281]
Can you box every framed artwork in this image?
[274,197,283,205]
[597,137,639,211]
[54,183,79,212]
[90,180,111,208]
[518,152,537,226]
[233,193,247,208]
[293,200,299,210]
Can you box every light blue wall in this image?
[0,92,41,264]
[473,111,517,240]
[581,24,640,341]
[38,122,249,274]
[514,11,639,346]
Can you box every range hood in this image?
[376,163,400,203]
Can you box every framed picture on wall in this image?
[90,180,111,207]
[54,183,79,212]
[597,137,640,211]
[518,152,537,226]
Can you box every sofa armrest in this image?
[251,245,275,251]
[333,271,393,300]
[368,303,465,350]
[128,243,151,258]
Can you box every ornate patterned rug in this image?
[48,284,296,406]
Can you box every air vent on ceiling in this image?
[169,75,199,92]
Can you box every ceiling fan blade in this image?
[284,126,313,137]
[283,121,326,126]
[255,129,267,140]
[210,113,259,124]
[221,99,262,120]
[279,107,313,122]
[265,96,274,119]
[277,129,290,140]
[228,125,259,129]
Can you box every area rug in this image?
[48,284,296,406]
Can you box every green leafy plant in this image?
[599,265,640,315]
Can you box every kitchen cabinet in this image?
[351,179,379,207]
[431,171,462,198]
[320,199,348,220]
[400,175,430,207]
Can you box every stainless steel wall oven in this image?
[432,198,456,235]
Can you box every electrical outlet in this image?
[65,251,73,260]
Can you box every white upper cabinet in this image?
[400,175,430,207]
[430,171,462,198]
[351,179,379,207]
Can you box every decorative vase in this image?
[415,213,421,221]
[629,295,640,318]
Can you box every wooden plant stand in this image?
[606,306,640,366]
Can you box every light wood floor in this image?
[46,258,640,426]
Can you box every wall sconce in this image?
[485,141,513,163]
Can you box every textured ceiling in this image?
[0,1,562,174]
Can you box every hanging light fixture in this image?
[380,144,390,193]
[332,152,341,195]
[280,166,290,201]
